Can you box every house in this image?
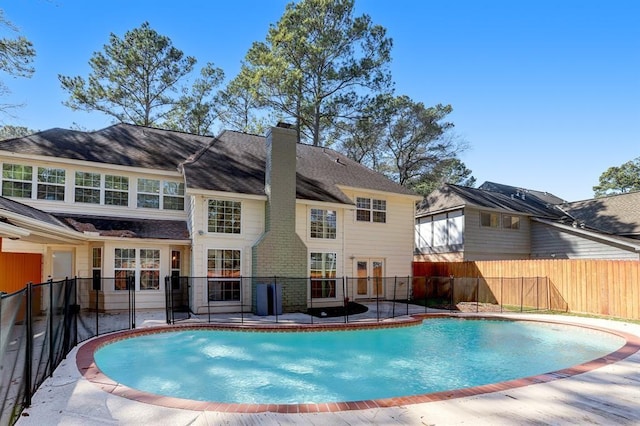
[0,123,421,313]
[415,182,640,261]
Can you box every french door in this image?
[355,259,384,298]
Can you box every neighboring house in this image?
[0,123,421,313]
[415,182,640,261]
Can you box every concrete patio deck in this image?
[15,305,640,425]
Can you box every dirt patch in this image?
[431,302,503,313]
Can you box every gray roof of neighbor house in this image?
[0,123,210,171]
[182,130,418,204]
[56,215,190,240]
[416,183,566,219]
[478,181,567,205]
[561,191,640,238]
[0,196,73,229]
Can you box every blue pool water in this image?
[94,319,624,404]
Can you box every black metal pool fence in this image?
[1,274,556,425]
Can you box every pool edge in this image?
[75,314,640,413]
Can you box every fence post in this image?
[25,281,33,408]
[48,277,55,378]
[406,275,410,317]
[520,277,524,312]
[129,275,136,329]
[449,275,454,312]
[476,277,479,313]
[342,276,348,324]
[392,276,397,318]
[500,277,503,313]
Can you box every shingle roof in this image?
[57,214,189,240]
[0,196,72,229]
[416,183,564,218]
[183,130,417,204]
[0,123,211,171]
[561,191,640,237]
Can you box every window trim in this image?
[206,248,242,302]
[356,196,386,223]
[207,199,242,234]
[310,251,337,299]
[310,208,337,239]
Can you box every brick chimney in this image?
[252,124,308,312]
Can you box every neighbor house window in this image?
[480,212,499,228]
[310,252,337,298]
[75,171,101,204]
[163,181,185,210]
[105,175,129,206]
[356,197,386,223]
[502,214,521,230]
[207,249,241,301]
[137,178,160,208]
[310,208,336,239]
[208,200,241,234]
[139,249,160,290]
[1,163,32,198]
[114,248,135,291]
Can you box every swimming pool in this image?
[87,317,628,408]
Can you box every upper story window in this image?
[480,211,521,230]
[163,181,185,210]
[75,171,101,204]
[2,163,32,198]
[502,214,521,230]
[208,200,241,234]
[356,197,386,223]
[137,178,160,208]
[137,178,184,210]
[310,208,336,239]
[37,167,66,201]
[480,212,499,228]
[105,174,129,206]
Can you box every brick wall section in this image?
[252,126,308,312]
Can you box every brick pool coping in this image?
[76,314,640,414]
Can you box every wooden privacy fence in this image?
[413,259,640,321]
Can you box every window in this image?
[170,250,182,290]
[207,200,241,234]
[480,212,499,228]
[310,252,337,298]
[91,247,102,290]
[310,208,336,239]
[114,248,135,291]
[163,181,184,210]
[137,178,160,208]
[207,249,241,301]
[75,172,101,204]
[503,214,521,230]
[356,197,386,223]
[105,175,129,206]
[2,163,32,198]
[139,249,160,290]
[37,167,65,200]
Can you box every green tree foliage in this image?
[162,62,224,135]
[217,66,272,135]
[234,0,392,146]
[0,124,36,139]
[0,10,36,117]
[339,95,471,195]
[593,157,640,197]
[59,22,198,127]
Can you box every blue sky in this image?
[2,0,639,202]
